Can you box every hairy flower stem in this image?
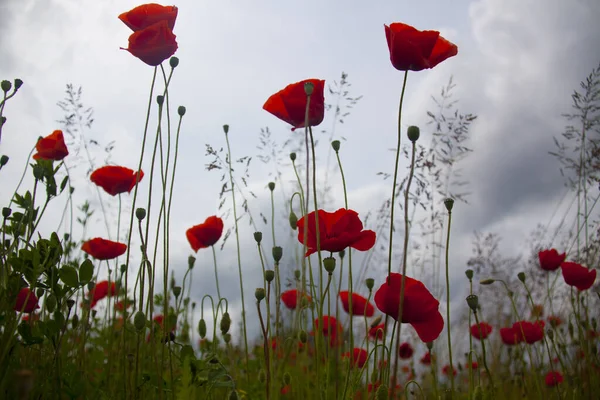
[224,127,250,377]
[211,246,222,305]
[444,204,456,393]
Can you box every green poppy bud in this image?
[173,286,182,298]
[220,312,231,335]
[0,155,8,167]
[298,330,307,343]
[136,208,146,221]
[268,181,275,191]
[407,125,420,142]
[289,210,298,230]
[444,198,454,212]
[272,246,283,263]
[480,278,495,285]
[1,80,11,92]
[156,95,164,106]
[14,79,23,90]
[188,255,196,269]
[134,311,146,332]
[223,125,229,134]
[466,294,479,312]
[323,257,336,273]
[304,81,314,96]
[66,299,75,309]
[517,272,526,283]
[255,288,265,302]
[465,269,474,280]
[331,140,341,152]
[254,231,262,244]
[290,152,296,161]
[365,278,374,290]
[169,56,179,68]
[223,333,231,343]
[2,207,11,218]
[178,106,186,116]
[228,390,239,400]
[265,270,275,283]
[283,372,291,385]
[198,318,207,338]
[294,269,301,280]
[120,264,127,274]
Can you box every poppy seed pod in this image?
[304,81,314,96]
[323,257,336,273]
[444,198,454,212]
[120,264,127,274]
[265,270,275,283]
[294,269,301,280]
[331,140,341,152]
[173,286,181,298]
[66,299,75,309]
[14,79,23,90]
[223,333,231,343]
[156,95,164,105]
[136,208,146,221]
[407,126,420,142]
[289,210,298,230]
[298,330,308,343]
[1,80,11,92]
[254,231,262,244]
[255,288,265,302]
[465,269,474,280]
[198,318,207,338]
[2,207,11,218]
[466,294,479,312]
[0,155,8,167]
[220,312,231,335]
[365,278,375,290]
[223,125,229,134]
[169,56,179,68]
[272,246,283,262]
[290,152,297,161]
[517,272,526,283]
[268,182,275,191]
[339,249,345,259]
[134,311,146,332]
[177,106,186,116]
[426,341,434,350]
[188,255,196,269]
[258,369,266,383]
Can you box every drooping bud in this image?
[466,294,479,312]
[14,79,23,90]
[2,207,11,218]
[283,372,291,385]
[407,125,420,142]
[289,210,298,230]
[134,311,146,332]
[480,278,495,285]
[517,272,526,283]
[198,318,207,338]
[298,330,308,343]
[220,312,231,335]
[188,255,196,269]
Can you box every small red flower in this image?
[296,208,376,257]
[280,289,311,310]
[14,287,39,313]
[384,23,458,71]
[499,327,521,345]
[90,166,144,196]
[538,249,566,271]
[561,262,596,291]
[465,361,478,369]
[281,385,291,395]
[186,216,224,251]
[548,316,562,327]
[82,238,127,260]
[368,323,386,341]
[33,130,69,161]
[122,20,178,66]
[470,322,493,340]
[88,280,117,308]
[420,352,432,365]
[342,348,368,368]
[512,321,544,344]
[442,364,457,376]
[119,4,178,32]
[115,299,132,312]
[339,290,374,317]
[374,273,444,342]
[314,316,343,347]
[263,79,325,131]
[398,342,414,359]
[545,371,564,387]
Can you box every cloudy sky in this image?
[1,0,599,348]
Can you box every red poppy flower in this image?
[499,327,521,345]
[465,361,478,369]
[420,352,432,365]
[512,321,544,344]
[470,322,493,340]
[538,249,566,271]
[263,79,325,131]
[296,208,376,257]
[186,216,224,251]
[342,348,368,368]
[368,323,386,341]
[339,290,374,317]
[374,273,444,342]
[88,280,117,308]
[281,385,291,395]
[545,371,563,387]
[32,130,69,161]
[14,287,39,313]
[384,23,458,71]
[561,262,596,291]
[280,289,311,310]
[115,299,132,312]
[398,342,414,359]
[90,166,144,196]
[548,316,562,327]
[314,316,343,347]
[119,4,178,32]
[82,238,127,260]
[442,364,456,376]
[122,20,178,66]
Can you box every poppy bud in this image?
[272,246,283,262]
[265,270,275,283]
[223,333,231,343]
[223,125,229,134]
[198,318,207,338]
[289,210,298,230]
[268,182,275,191]
[0,155,8,167]
[304,81,314,96]
[66,299,75,309]
[290,152,296,161]
[407,125,420,142]
[255,288,265,302]
[517,272,526,283]
[298,330,307,343]
[134,311,146,332]
[120,264,127,274]
[188,255,196,269]
[258,369,266,383]
[466,294,479,312]
[169,56,179,68]
[32,165,43,181]
[365,278,374,290]
[136,208,146,221]
[465,269,474,280]
[228,390,239,400]
[156,95,164,106]
[444,198,454,212]
[173,286,181,298]
[283,372,291,385]
[339,249,346,259]
[426,341,434,350]
[1,80,11,92]
[2,207,11,218]
[46,295,57,313]
[177,106,186,116]
[14,79,23,90]
[294,269,301,280]
[254,231,262,244]
[331,140,341,152]
[323,257,336,273]
[480,279,495,285]
[220,312,231,335]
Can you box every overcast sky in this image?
[1,0,599,349]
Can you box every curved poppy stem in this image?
[211,245,222,305]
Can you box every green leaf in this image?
[59,265,79,287]
[79,259,94,284]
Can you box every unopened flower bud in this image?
[136,208,146,221]
[426,341,434,350]
[258,369,266,383]
[265,270,275,283]
[66,299,75,309]
[134,311,146,332]
[272,246,283,262]
[290,152,296,161]
[254,231,262,244]
[223,333,231,343]
[465,269,474,280]
[517,272,526,283]
[365,278,374,290]
[35,288,44,298]
[255,288,265,302]
[283,372,291,385]
[268,181,275,191]
[173,286,182,298]
[220,312,231,335]
[2,207,11,218]
[228,390,239,400]
[331,140,341,152]
[407,125,420,142]
[1,80,11,92]
[466,294,479,312]
[444,198,454,212]
[156,95,164,105]
[223,125,229,134]
[169,56,179,68]
[298,330,307,343]
[304,81,314,96]
[289,211,298,230]
[0,155,8,167]
[177,106,186,116]
[120,264,127,274]
[323,257,336,273]
[188,255,196,269]
[14,79,23,90]
[198,318,207,338]
[480,279,495,285]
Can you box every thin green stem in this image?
[444,205,455,393]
